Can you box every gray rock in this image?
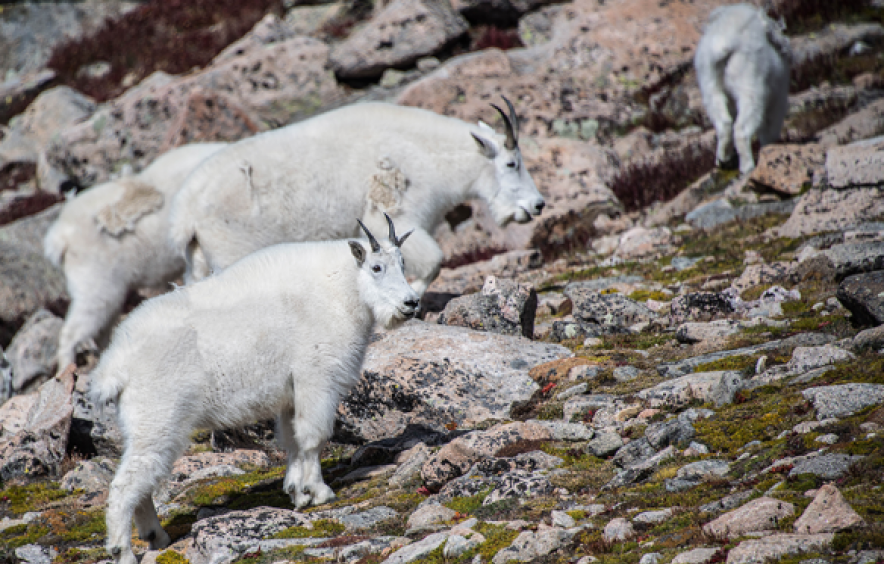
[657,333,836,378]
[665,477,703,492]
[778,187,884,239]
[60,457,115,494]
[686,198,795,230]
[613,437,656,468]
[406,503,455,532]
[14,544,57,564]
[187,507,313,564]
[603,517,634,541]
[676,320,741,343]
[339,506,399,530]
[0,240,67,346]
[533,420,594,441]
[645,419,695,449]
[483,471,555,505]
[557,382,588,400]
[438,276,537,338]
[563,394,620,423]
[837,270,884,326]
[824,241,884,279]
[787,345,855,373]
[803,383,884,419]
[389,443,431,488]
[671,547,724,564]
[548,319,629,342]
[613,365,639,382]
[385,532,449,564]
[851,325,884,351]
[633,509,672,524]
[789,454,864,480]
[639,371,745,407]
[725,533,834,564]
[565,284,658,327]
[551,510,576,528]
[699,490,756,514]
[671,257,703,271]
[492,527,575,564]
[444,533,482,558]
[825,136,884,188]
[586,430,624,458]
[677,459,729,480]
[6,308,61,394]
[330,0,468,79]
[669,292,734,324]
[338,322,569,443]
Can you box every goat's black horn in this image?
[502,95,519,144]
[357,219,381,252]
[384,213,400,247]
[491,102,517,150]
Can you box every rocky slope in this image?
[1,1,884,563]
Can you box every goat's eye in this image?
[372,265,382,273]
[507,161,517,169]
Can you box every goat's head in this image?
[471,96,545,226]
[349,214,420,328]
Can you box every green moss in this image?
[58,509,106,542]
[567,509,588,520]
[230,545,305,564]
[694,355,758,373]
[187,466,286,507]
[445,489,492,515]
[155,551,190,564]
[0,523,49,549]
[537,402,565,421]
[54,547,109,564]
[1,482,71,514]
[628,290,670,302]
[271,519,344,539]
[832,527,884,551]
[475,523,520,561]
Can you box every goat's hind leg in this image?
[106,454,168,564]
[278,406,305,506]
[133,496,171,550]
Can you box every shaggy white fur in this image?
[168,100,545,293]
[43,143,227,371]
[694,3,791,174]
[91,217,419,564]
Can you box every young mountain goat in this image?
[694,3,791,174]
[91,215,419,564]
[168,98,544,293]
[43,143,227,371]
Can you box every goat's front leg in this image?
[277,406,304,504]
[282,391,338,509]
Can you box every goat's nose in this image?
[533,201,545,215]
[405,298,420,309]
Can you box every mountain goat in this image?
[169,98,545,293]
[43,143,227,371]
[694,3,791,174]
[91,215,419,564]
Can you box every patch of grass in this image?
[445,489,492,515]
[56,509,106,542]
[55,547,109,564]
[155,550,189,564]
[0,482,72,514]
[537,402,565,421]
[230,545,305,564]
[271,519,345,539]
[474,523,521,562]
[693,355,757,373]
[0,523,50,550]
[186,466,286,507]
[832,526,884,552]
[628,290,670,302]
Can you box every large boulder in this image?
[749,143,826,196]
[825,136,884,188]
[331,0,468,79]
[776,187,884,239]
[837,270,884,326]
[336,321,570,443]
[437,276,537,338]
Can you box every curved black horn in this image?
[357,219,381,252]
[502,95,519,144]
[491,103,517,150]
[384,213,399,246]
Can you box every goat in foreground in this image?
[43,143,227,371]
[169,98,545,293]
[91,215,419,564]
[694,3,791,174]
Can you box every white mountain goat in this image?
[694,3,791,174]
[43,143,227,371]
[168,98,545,293]
[91,215,419,564]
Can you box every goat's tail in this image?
[88,335,131,416]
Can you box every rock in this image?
[700,490,755,515]
[492,527,575,564]
[638,371,745,408]
[337,321,569,443]
[837,270,884,326]
[776,187,884,239]
[676,320,741,344]
[613,226,675,259]
[60,457,116,494]
[817,97,884,147]
[532,420,594,441]
[406,503,456,533]
[670,292,734,324]
[14,544,58,564]
[613,366,639,382]
[437,276,537,338]
[645,419,695,449]
[330,0,467,79]
[787,345,855,373]
[851,324,884,351]
[612,437,656,468]
[444,533,482,558]
[603,517,634,542]
[0,240,67,346]
[551,510,576,528]
[483,471,555,505]
[421,421,552,490]
[825,137,884,188]
[686,198,795,230]
[703,497,794,538]
[677,459,729,480]
[429,249,543,296]
[788,454,865,480]
[0,368,74,480]
[793,484,865,534]
[565,284,658,328]
[171,450,271,481]
[556,382,588,400]
[732,263,791,294]
[187,507,313,564]
[725,533,833,564]
[803,384,884,420]
[5,309,62,394]
[385,532,449,564]
[0,350,14,405]
[389,443,431,487]
[671,548,722,564]
[749,143,825,196]
[585,430,624,458]
[339,506,399,530]
[823,241,884,279]
[633,509,672,525]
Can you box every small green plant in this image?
[156,550,190,564]
[271,519,345,539]
[0,482,71,514]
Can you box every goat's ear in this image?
[349,241,366,266]
[471,132,497,159]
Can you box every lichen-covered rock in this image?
[385,532,448,564]
[703,497,794,538]
[406,503,456,532]
[803,383,884,420]
[438,276,537,338]
[645,418,695,449]
[823,241,884,278]
[0,241,67,346]
[787,453,865,480]
[787,345,855,373]
[331,0,468,79]
[60,457,116,494]
[492,527,576,564]
[337,322,569,443]
[837,270,884,326]
[825,136,884,188]
[676,320,741,344]
[603,517,634,542]
[776,187,884,239]
[612,437,656,468]
[725,533,833,564]
[793,484,865,534]
[669,292,734,324]
[171,450,271,481]
[638,371,745,407]
[5,308,62,395]
[565,283,658,328]
[585,429,624,458]
[750,143,825,196]
[613,226,675,259]
[187,507,313,564]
